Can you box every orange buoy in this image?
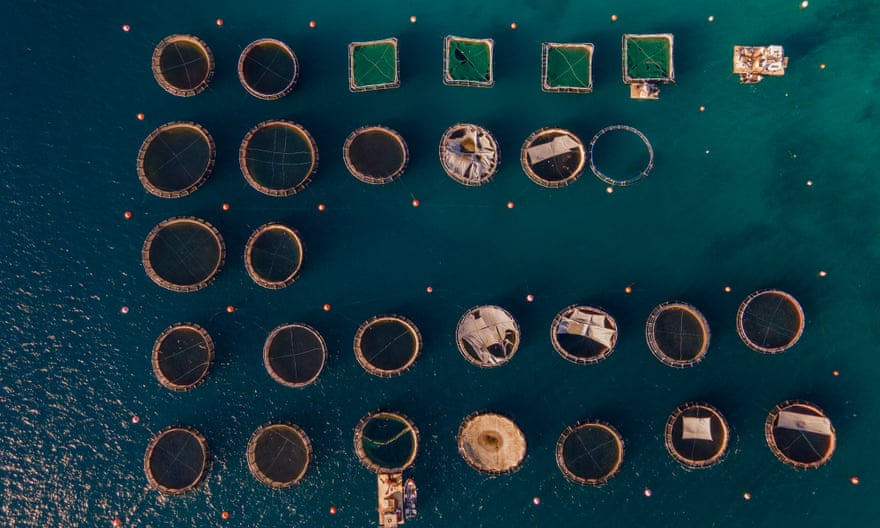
[123,211,132,219]
[329,506,337,515]
[216,18,224,27]
[426,286,433,293]
[605,186,613,194]
[411,199,420,207]
[806,180,813,186]
[643,488,652,497]
[820,63,826,69]
[851,476,859,485]
[410,15,417,23]
[833,370,839,377]
[507,201,515,209]
[221,511,229,520]
[724,285,732,293]
[122,24,131,32]
[318,203,326,211]
[323,303,331,312]
[226,305,235,313]
[131,415,140,424]
[743,492,751,500]
[699,105,706,112]
[221,203,230,211]
[526,294,535,303]
[801,1,809,9]
[113,519,122,527]
[120,306,129,314]
[818,270,827,277]
[625,285,633,294]
[136,113,145,121]
[532,497,540,505]
[611,14,618,22]
[309,20,316,28]
[708,15,715,22]
[510,22,517,30]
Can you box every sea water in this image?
[1,0,877,526]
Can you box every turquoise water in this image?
[2,0,878,525]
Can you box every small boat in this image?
[404,478,418,519]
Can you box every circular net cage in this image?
[244,223,304,289]
[152,34,214,97]
[439,123,499,186]
[737,289,805,353]
[152,323,214,391]
[240,120,319,196]
[142,217,226,292]
[137,122,215,198]
[765,400,835,470]
[551,305,618,365]
[354,315,422,377]
[144,426,209,495]
[354,411,419,474]
[247,423,312,488]
[238,38,299,100]
[457,412,527,475]
[646,302,711,368]
[556,420,624,486]
[263,323,327,388]
[456,305,520,368]
[520,128,586,188]
[664,402,729,469]
[588,125,654,186]
[343,126,409,184]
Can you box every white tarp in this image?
[443,127,497,182]
[681,417,713,441]
[459,308,515,364]
[526,135,580,165]
[777,411,833,435]
[557,310,615,347]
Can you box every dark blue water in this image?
[2,0,878,526]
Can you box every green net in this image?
[625,35,673,81]
[350,39,398,91]
[355,412,419,473]
[543,44,592,91]
[445,37,493,86]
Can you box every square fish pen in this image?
[541,43,594,93]
[443,36,494,87]
[622,34,674,99]
[348,38,400,92]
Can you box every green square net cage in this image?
[542,43,594,93]
[348,38,400,92]
[443,36,494,87]
[622,34,675,82]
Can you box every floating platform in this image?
[622,34,674,99]
[733,45,788,84]
[376,473,405,527]
[349,38,400,92]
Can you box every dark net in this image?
[264,325,326,387]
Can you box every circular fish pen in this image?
[588,125,654,186]
[238,39,299,100]
[737,289,805,353]
[152,34,214,97]
[646,302,711,368]
[556,420,624,486]
[144,426,209,495]
[244,223,304,289]
[343,126,409,184]
[520,128,586,188]
[240,120,319,196]
[550,305,618,365]
[142,217,225,292]
[439,123,499,186]
[664,402,729,469]
[354,315,422,377]
[247,423,311,488]
[151,323,214,391]
[263,323,327,388]
[765,400,835,469]
[456,305,520,368]
[354,411,419,473]
[457,412,527,475]
[137,122,215,198]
